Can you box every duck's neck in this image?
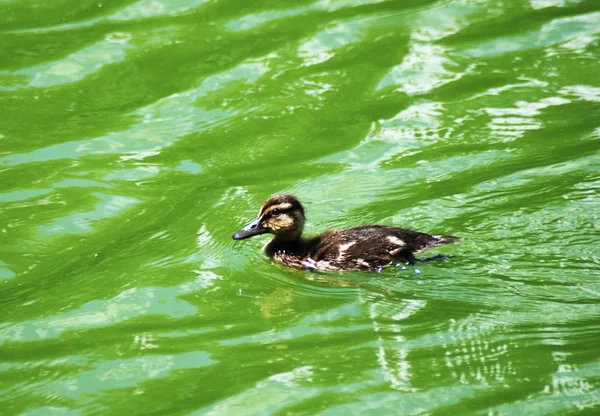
[263,234,308,257]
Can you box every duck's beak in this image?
[232,217,267,240]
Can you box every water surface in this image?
[1,0,600,414]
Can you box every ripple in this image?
[0,271,219,345]
[461,11,600,57]
[37,193,139,236]
[0,35,133,91]
[0,59,268,166]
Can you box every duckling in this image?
[232,194,458,271]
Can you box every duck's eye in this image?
[271,208,280,216]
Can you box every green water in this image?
[1,0,600,414]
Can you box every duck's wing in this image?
[306,226,458,270]
[307,227,412,270]
[339,225,431,250]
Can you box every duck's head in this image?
[232,194,305,242]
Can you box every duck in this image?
[232,194,458,271]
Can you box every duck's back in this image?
[299,225,456,271]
